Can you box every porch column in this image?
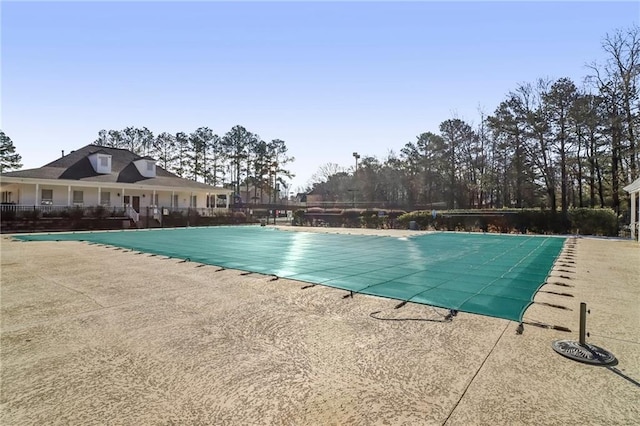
[98,187,101,206]
[152,189,156,206]
[214,193,218,209]
[67,185,72,206]
[122,188,125,207]
[226,193,230,209]
[171,191,175,208]
[631,190,637,241]
[35,183,40,205]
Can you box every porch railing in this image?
[125,205,139,223]
[0,204,127,219]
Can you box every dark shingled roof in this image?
[2,144,225,191]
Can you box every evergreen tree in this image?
[0,130,23,172]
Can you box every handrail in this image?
[152,207,162,222]
[125,205,139,223]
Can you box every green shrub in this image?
[292,209,305,226]
[69,206,85,221]
[0,207,16,221]
[398,208,619,236]
[568,208,618,236]
[361,211,381,229]
[91,205,109,219]
[341,209,363,228]
[42,210,60,218]
[23,208,41,221]
[397,211,433,230]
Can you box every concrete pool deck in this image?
[1,227,639,425]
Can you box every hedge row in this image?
[161,211,252,227]
[294,208,407,228]
[1,209,256,233]
[396,208,619,236]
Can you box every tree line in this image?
[2,26,637,215]
[309,26,639,215]
[93,125,294,200]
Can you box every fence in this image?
[0,204,126,220]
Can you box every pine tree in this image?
[0,130,23,173]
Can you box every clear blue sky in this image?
[2,1,638,192]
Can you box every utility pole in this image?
[352,152,360,208]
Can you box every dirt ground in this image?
[1,227,638,425]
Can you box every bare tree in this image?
[602,26,640,181]
[309,163,345,185]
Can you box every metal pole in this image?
[579,302,587,345]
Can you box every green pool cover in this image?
[14,227,566,321]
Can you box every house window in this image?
[41,189,53,205]
[147,161,154,171]
[190,195,197,208]
[73,190,83,205]
[172,194,178,208]
[100,191,110,206]
[100,156,109,167]
[1,191,12,203]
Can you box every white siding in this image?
[133,159,157,178]
[88,153,112,174]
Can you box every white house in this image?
[623,177,640,241]
[0,145,233,224]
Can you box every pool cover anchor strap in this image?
[522,320,571,333]
[538,288,574,297]
[546,281,573,288]
[535,301,572,311]
[551,274,573,280]
[342,291,354,299]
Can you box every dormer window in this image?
[88,152,112,174]
[134,158,157,178]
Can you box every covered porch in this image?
[0,178,232,226]
[623,177,640,242]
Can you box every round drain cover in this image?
[552,340,617,366]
